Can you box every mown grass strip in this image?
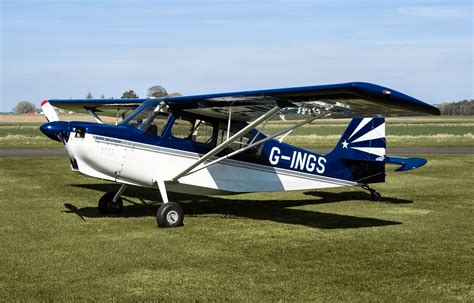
[0,155,472,301]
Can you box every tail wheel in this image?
[370,191,382,201]
[156,202,184,228]
[98,192,123,214]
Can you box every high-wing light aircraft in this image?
[40,82,439,227]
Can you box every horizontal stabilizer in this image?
[381,156,427,171]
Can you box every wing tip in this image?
[350,82,440,116]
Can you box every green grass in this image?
[1,116,473,149]
[270,123,474,148]
[264,116,474,148]
[0,155,472,301]
[0,124,60,149]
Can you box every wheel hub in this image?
[166,210,179,224]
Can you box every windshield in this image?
[120,100,160,128]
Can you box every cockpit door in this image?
[118,106,170,186]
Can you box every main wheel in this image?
[156,202,184,228]
[98,192,123,214]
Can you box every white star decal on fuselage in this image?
[342,140,349,148]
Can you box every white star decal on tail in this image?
[345,118,386,157]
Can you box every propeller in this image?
[40,100,59,122]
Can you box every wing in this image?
[165,82,439,121]
[44,98,147,118]
[45,82,439,122]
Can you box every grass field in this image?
[1,115,474,149]
[0,155,472,301]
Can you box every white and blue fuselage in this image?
[60,123,356,195]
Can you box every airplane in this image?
[39,82,440,228]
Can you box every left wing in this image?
[42,98,147,119]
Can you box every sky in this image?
[0,0,472,112]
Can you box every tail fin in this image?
[332,117,427,179]
[333,117,386,161]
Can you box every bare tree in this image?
[86,92,93,99]
[13,101,36,114]
[438,100,474,115]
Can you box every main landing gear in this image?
[156,202,184,228]
[362,184,382,201]
[154,179,184,228]
[97,181,184,228]
[98,184,126,214]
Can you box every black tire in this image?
[98,192,123,214]
[370,191,382,202]
[156,202,184,228]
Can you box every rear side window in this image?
[171,116,215,145]
[217,123,261,158]
[171,118,194,139]
[192,120,214,144]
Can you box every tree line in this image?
[84,85,182,99]
[437,99,474,115]
[12,85,182,113]
[10,93,474,115]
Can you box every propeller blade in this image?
[40,100,59,122]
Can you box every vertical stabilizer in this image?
[332,117,386,161]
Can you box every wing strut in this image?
[226,105,232,140]
[115,108,120,125]
[171,106,282,182]
[87,109,104,124]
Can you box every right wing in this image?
[165,82,439,121]
[42,82,439,123]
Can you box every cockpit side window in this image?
[169,114,262,158]
[217,122,262,158]
[192,120,214,144]
[144,115,168,136]
[171,116,194,139]
[171,114,215,146]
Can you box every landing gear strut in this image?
[362,184,382,201]
[97,181,184,227]
[98,184,127,214]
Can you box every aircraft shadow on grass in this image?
[64,183,410,229]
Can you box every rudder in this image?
[330,117,387,184]
[332,117,386,161]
